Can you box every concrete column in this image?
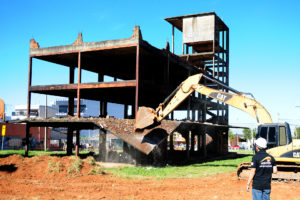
[25,124,30,157]
[98,129,107,161]
[123,142,130,163]
[135,44,140,116]
[197,133,201,154]
[186,131,190,161]
[152,138,167,166]
[192,109,196,121]
[218,131,222,154]
[124,104,128,119]
[202,95,206,122]
[44,95,48,151]
[131,104,135,118]
[104,102,107,117]
[191,131,195,153]
[202,132,207,157]
[169,132,174,151]
[67,128,73,155]
[75,130,80,157]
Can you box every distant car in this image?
[50,143,59,148]
[232,145,240,150]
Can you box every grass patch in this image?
[67,157,83,175]
[229,149,254,155]
[85,156,96,166]
[0,150,66,157]
[107,155,252,179]
[88,165,107,175]
[48,159,64,173]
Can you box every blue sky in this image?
[0,0,300,132]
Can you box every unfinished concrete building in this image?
[23,12,232,164]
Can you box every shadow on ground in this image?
[0,164,17,173]
[0,151,95,159]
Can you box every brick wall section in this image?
[0,123,51,147]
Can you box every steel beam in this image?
[30,81,136,92]
[98,73,104,117]
[30,38,138,57]
[77,52,81,118]
[135,44,140,116]
[68,66,75,116]
[27,57,32,118]
[172,25,175,53]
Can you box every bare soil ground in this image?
[0,155,299,200]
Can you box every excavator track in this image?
[237,162,300,182]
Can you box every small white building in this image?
[53,98,124,118]
[54,99,99,118]
[11,105,57,120]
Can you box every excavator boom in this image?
[135,73,272,129]
[193,84,273,124]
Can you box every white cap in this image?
[255,137,267,149]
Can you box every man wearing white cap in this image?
[246,137,277,200]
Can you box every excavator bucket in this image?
[135,106,157,130]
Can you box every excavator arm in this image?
[0,98,5,121]
[135,73,272,129]
[193,84,273,124]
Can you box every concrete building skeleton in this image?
[22,12,232,164]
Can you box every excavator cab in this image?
[256,122,292,149]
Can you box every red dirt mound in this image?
[0,155,299,200]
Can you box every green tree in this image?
[228,129,235,140]
[243,128,252,141]
[252,128,257,138]
[294,127,300,139]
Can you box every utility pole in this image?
[296,106,300,139]
[44,95,48,151]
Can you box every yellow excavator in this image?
[0,98,5,121]
[135,73,300,181]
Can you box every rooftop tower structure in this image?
[165,12,229,124]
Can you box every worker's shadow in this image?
[142,128,168,145]
[0,164,17,173]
